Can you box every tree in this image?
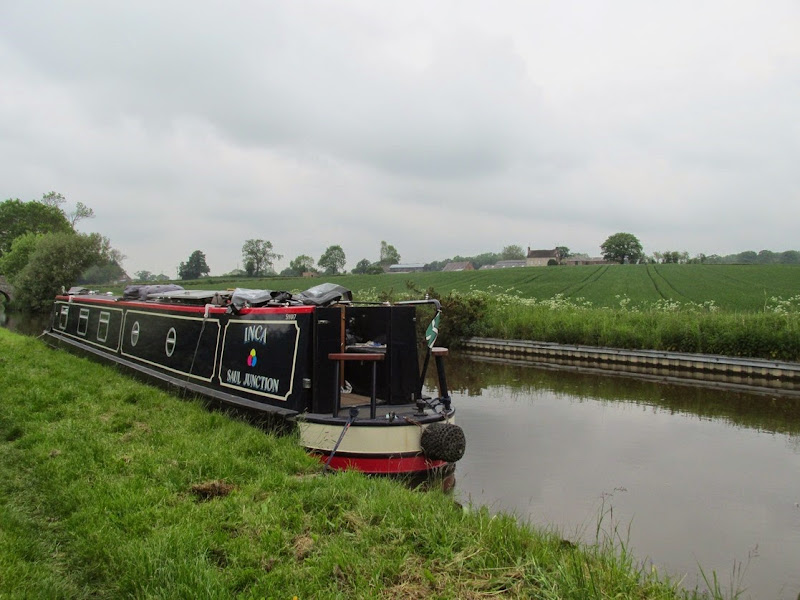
[425,252,501,270]
[668,251,686,264]
[379,241,400,266]
[352,259,383,274]
[68,201,95,228]
[423,260,447,271]
[40,191,66,208]
[40,192,94,229]
[78,261,125,284]
[135,270,157,282]
[467,252,501,269]
[352,258,372,274]
[0,198,72,257]
[0,233,42,281]
[318,245,346,275]
[500,245,525,260]
[290,254,315,274]
[555,246,571,262]
[222,268,247,277]
[11,232,105,311]
[757,250,777,264]
[85,236,125,281]
[736,251,758,264]
[241,239,281,277]
[280,255,315,277]
[686,253,706,264]
[178,250,210,280]
[600,233,644,264]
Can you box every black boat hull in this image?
[45,291,462,477]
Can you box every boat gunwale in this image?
[297,410,451,426]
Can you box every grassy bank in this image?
[0,329,729,599]
[474,289,800,361]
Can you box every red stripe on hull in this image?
[55,296,315,315]
[314,454,448,475]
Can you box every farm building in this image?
[387,263,425,273]
[562,257,610,266]
[442,261,474,272]
[526,248,559,266]
[480,260,527,270]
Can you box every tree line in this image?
[4,194,796,310]
[599,233,800,265]
[0,193,124,311]
[167,232,800,283]
[172,242,546,281]
[168,240,402,281]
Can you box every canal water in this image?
[0,306,50,336]
[4,308,799,598]
[447,354,800,600]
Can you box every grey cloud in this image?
[1,1,799,274]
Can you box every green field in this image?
[186,264,800,312]
[145,265,800,360]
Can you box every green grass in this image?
[0,328,733,599]
[475,293,800,360]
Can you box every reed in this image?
[476,290,800,360]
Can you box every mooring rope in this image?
[187,303,213,383]
[323,408,358,472]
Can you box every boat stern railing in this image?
[393,299,451,410]
[328,352,385,419]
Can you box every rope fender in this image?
[420,422,466,463]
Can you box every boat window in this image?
[77,308,90,336]
[97,312,110,342]
[59,305,69,330]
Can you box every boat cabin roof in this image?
[70,282,356,309]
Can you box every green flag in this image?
[425,312,440,348]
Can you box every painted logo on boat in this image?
[244,325,268,345]
[219,319,301,401]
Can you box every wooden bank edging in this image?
[462,337,800,394]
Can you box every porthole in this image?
[165,327,177,357]
[131,321,140,346]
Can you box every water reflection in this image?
[449,354,800,438]
[448,354,800,600]
[0,307,50,337]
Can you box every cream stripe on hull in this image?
[298,417,456,455]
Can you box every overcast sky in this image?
[1,1,798,276]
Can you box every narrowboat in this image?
[43,283,465,481]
